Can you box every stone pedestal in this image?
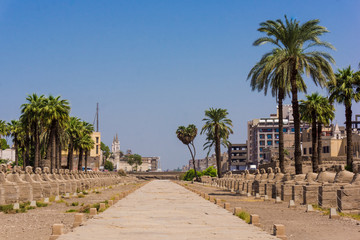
[292,185,303,204]
[319,184,340,208]
[337,186,360,212]
[281,183,293,202]
[303,184,320,205]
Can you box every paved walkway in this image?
[59,180,278,240]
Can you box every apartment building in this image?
[228,143,248,171]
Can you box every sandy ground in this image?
[59,180,277,240]
[181,182,360,240]
[0,179,145,240]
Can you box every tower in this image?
[111,133,120,153]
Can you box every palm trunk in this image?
[78,148,83,171]
[22,146,26,171]
[55,135,58,169]
[58,140,62,170]
[67,141,74,170]
[85,150,88,172]
[51,129,56,172]
[290,65,302,174]
[14,136,18,166]
[317,123,322,166]
[25,135,30,169]
[345,102,353,170]
[311,112,318,172]
[278,89,285,173]
[34,123,40,169]
[215,124,222,178]
[187,143,199,181]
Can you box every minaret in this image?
[111,134,120,153]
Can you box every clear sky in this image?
[0,0,359,170]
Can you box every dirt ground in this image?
[180,182,360,240]
[0,179,147,240]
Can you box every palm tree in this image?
[176,124,200,181]
[66,117,81,170]
[83,134,94,172]
[21,94,45,169]
[7,120,21,166]
[76,121,94,171]
[248,48,306,173]
[253,16,335,174]
[42,95,70,172]
[328,66,360,170]
[300,93,323,172]
[201,108,233,178]
[0,120,7,138]
[316,97,335,165]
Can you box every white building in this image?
[0,148,16,162]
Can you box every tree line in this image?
[0,94,95,172]
[248,16,360,174]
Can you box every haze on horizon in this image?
[0,0,359,170]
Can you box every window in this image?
[303,148,307,155]
[259,134,265,139]
[260,147,263,152]
[267,134,272,139]
[275,140,279,144]
[323,146,330,153]
[267,141,273,146]
[291,128,295,132]
[96,137,99,143]
[275,134,279,139]
[283,128,288,133]
[260,141,265,146]
[275,128,279,132]
[309,147,312,154]
[260,154,264,158]
[96,145,99,154]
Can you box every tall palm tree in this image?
[248,48,306,173]
[0,120,7,139]
[43,95,70,172]
[21,94,45,169]
[328,66,360,170]
[253,16,335,174]
[83,134,95,172]
[316,96,335,165]
[300,93,323,172]
[7,120,21,166]
[176,124,200,181]
[201,108,233,178]
[66,117,81,170]
[76,121,94,171]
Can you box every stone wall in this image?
[0,164,130,205]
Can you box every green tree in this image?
[133,154,142,171]
[0,139,9,150]
[104,160,114,171]
[253,16,335,174]
[248,48,306,173]
[328,66,360,170]
[100,142,111,163]
[202,166,217,177]
[125,154,135,171]
[21,94,45,169]
[176,124,200,181]
[42,95,70,171]
[0,120,7,139]
[7,120,21,166]
[66,117,81,170]
[83,134,95,172]
[201,108,233,178]
[75,121,94,171]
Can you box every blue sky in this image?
[0,0,359,170]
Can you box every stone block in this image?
[13,203,19,210]
[275,196,282,204]
[108,200,113,206]
[250,214,260,227]
[337,187,360,212]
[288,200,295,208]
[209,196,215,202]
[281,184,293,202]
[255,193,260,199]
[303,185,320,205]
[306,204,314,212]
[223,202,230,211]
[44,198,50,203]
[204,194,209,200]
[329,208,340,219]
[55,196,60,201]
[292,185,303,204]
[215,198,222,205]
[273,224,287,240]
[73,213,84,227]
[89,208,97,216]
[263,195,270,201]
[49,223,64,240]
[233,207,242,215]
[30,201,37,207]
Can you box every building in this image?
[187,152,228,173]
[228,143,248,171]
[0,148,15,162]
[247,105,309,166]
[302,123,346,158]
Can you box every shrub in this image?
[236,211,251,223]
[78,194,85,198]
[117,169,126,176]
[36,202,48,207]
[66,209,77,213]
[104,160,114,171]
[71,202,79,206]
[202,166,217,177]
[182,169,203,181]
[345,165,353,172]
[0,204,14,214]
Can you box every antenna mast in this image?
[96,103,99,132]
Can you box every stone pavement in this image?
[59,180,278,240]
